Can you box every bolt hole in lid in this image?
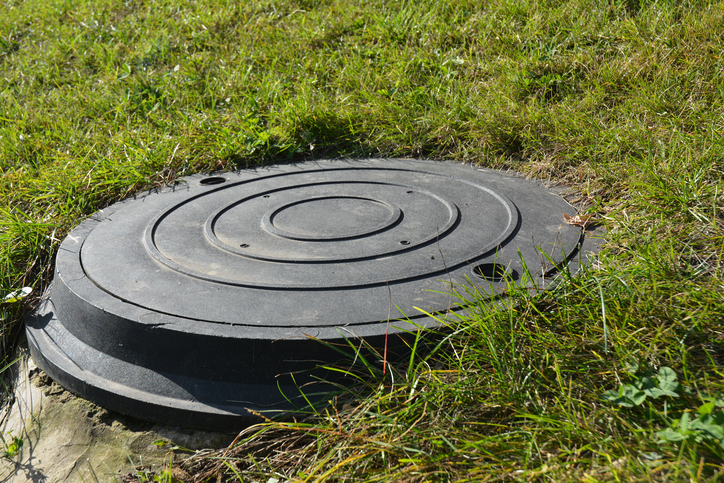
[200,176,227,185]
[25,158,599,430]
[473,263,518,282]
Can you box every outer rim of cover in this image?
[25,158,600,429]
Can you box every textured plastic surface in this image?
[26,159,590,429]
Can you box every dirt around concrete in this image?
[0,338,237,483]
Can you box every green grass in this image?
[2,0,723,481]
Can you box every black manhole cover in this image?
[26,159,595,429]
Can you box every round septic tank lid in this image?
[26,158,593,429]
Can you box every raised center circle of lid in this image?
[261,196,402,241]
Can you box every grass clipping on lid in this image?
[1,0,723,481]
